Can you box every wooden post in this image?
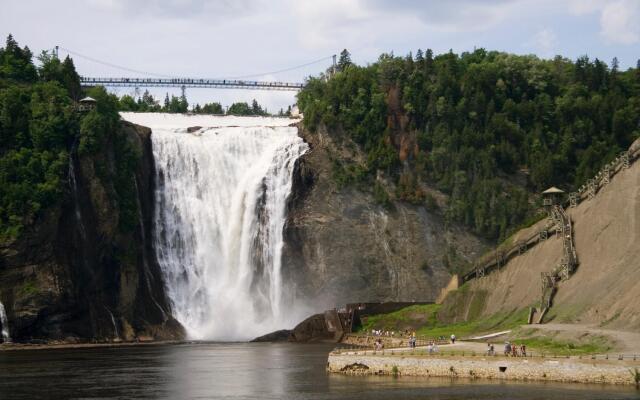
[569,192,577,208]
[621,151,630,169]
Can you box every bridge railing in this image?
[79,77,305,90]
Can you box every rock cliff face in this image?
[282,125,488,311]
[0,121,183,343]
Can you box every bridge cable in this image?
[59,46,333,81]
[221,55,334,80]
[58,46,178,78]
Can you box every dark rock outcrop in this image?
[0,121,184,343]
[251,329,292,342]
[289,313,337,343]
[282,124,489,312]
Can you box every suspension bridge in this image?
[58,46,336,92]
[80,77,305,91]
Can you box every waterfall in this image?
[121,113,308,341]
[0,300,10,343]
[68,152,86,240]
[105,307,119,339]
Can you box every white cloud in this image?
[567,0,604,15]
[289,0,374,49]
[530,28,558,57]
[287,0,522,51]
[600,0,640,44]
[367,0,523,32]
[565,0,639,45]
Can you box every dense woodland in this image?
[118,92,281,116]
[298,49,640,241]
[0,35,133,242]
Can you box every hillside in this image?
[438,138,640,330]
[298,49,640,243]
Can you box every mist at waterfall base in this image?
[121,113,310,341]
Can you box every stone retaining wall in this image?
[328,353,640,386]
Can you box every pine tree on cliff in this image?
[425,48,434,74]
[60,56,81,100]
[0,34,38,82]
[338,49,352,72]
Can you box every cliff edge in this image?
[0,121,183,343]
[282,124,488,310]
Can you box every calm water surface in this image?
[0,343,638,399]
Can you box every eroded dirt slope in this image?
[441,139,640,330]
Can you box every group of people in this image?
[371,329,395,337]
[488,341,526,357]
[407,333,417,348]
[371,329,420,338]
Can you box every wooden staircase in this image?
[537,204,578,323]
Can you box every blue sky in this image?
[2,0,639,111]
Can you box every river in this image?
[0,343,637,399]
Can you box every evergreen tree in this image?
[251,99,265,115]
[0,34,38,82]
[338,49,352,71]
[60,56,81,100]
[179,91,188,112]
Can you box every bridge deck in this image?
[80,77,305,91]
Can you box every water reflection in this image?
[0,343,638,399]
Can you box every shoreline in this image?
[327,352,640,386]
[0,339,186,352]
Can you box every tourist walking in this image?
[450,334,456,344]
[504,342,511,356]
[487,342,495,356]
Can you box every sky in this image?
[2,0,639,111]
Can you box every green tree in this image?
[0,34,38,82]
[227,102,252,116]
[338,49,352,72]
[297,47,640,242]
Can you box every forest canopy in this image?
[297,48,640,241]
[0,35,125,241]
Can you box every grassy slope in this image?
[356,305,613,355]
[357,304,529,338]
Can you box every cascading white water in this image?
[121,113,309,341]
[0,300,10,343]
